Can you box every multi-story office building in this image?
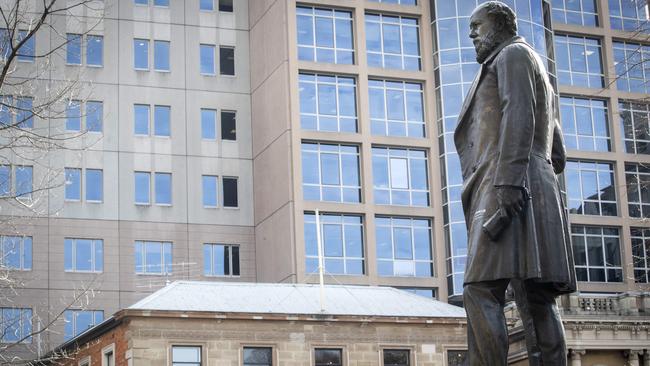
[1,0,650,363]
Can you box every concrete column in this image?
[626,350,642,366]
[643,350,650,366]
[570,349,585,366]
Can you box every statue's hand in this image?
[496,186,526,218]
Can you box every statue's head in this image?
[469,1,517,63]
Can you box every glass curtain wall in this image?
[429,0,555,298]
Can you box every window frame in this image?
[365,13,421,71]
[313,347,344,366]
[296,6,355,65]
[199,0,214,11]
[554,34,604,88]
[170,344,203,366]
[134,240,173,275]
[369,79,425,138]
[242,346,274,366]
[570,225,623,283]
[133,38,150,70]
[85,168,103,203]
[86,34,104,67]
[375,216,434,278]
[219,45,235,76]
[200,108,218,140]
[64,238,103,273]
[218,0,233,13]
[220,110,237,141]
[0,235,32,271]
[200,44,216,75]
[565,160,618,216]
[303,212,365,276]
[372,146,429,207]
[63,309,104,341]
[630,227,650,283]
[625,163,650,218]
[299,73,358,133]
[203,243,240,277]
[16,30,34,63]
[153,39,170,72]
[134,171,151,205]
[381,348,412,366]
[154,172,172,206]
[64,167,82,201]
[202,175,219,208]
[101,343,115,366]
[222,176,239,208]
[0,307,32,343]
[559,95,610,152]
[301,142,361,203]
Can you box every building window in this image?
[66,100,103,132]
[219,0,233,12]
[0,236,32,271]
[102,346,114,366]
[64,167,104,203]
[153,40,170,71]
[86,35,103,66]
[222,177,238,207]
[625,163,650,218]
[304,212,364,275]
[86,101,103,132]
[64,238,103,273]
[396,287,436,298]
[0,95,33,128]
[620,101,650,154]
[67,33,82,64]
[66,100,81,131]
[571,225,622,283]
[365,13,420,70]
[369,0,416,4]
[64,310,103,340]
[221,110,236,140]
[243,347,272,366]
[201,108,217,139]
[631,227,650,283]
[202,175,218,207]
[296,6,354,64]
[200,0,213,11]
[383,349,410,366]
[299,73,357,133]
[0,308,32,343]
[154,105,171,137]
[154,172,172,205]
[65,168,81,201]
[172,346,201,366]
[613,41,650,94]
[200,44,215,75]
[219,46,235,75]
[134,171,150,204]
[135,241,172,275]
[301,142,361,203]
[0,165,33,200]
[154,0,169,7]
[134,104,150,135]
[67,34,103,66]
[314,348,342,366]
[369,80,424,138]
[376,216,433,277]
[609,0,649,31]
[86,169,103,202]
[565,160,617,216]
[134,0,148,4]
[134,104,170,136]
[447,350,468,366]
[203,243,239,276]
[79,356,91,366]
[559,96,609,152]
[133,38,149,70]
[16,30,34,62]
[551,0,598,26]
[554,34,603,88]
[372,147,429,206]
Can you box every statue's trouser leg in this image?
[511,279,543,366]
[521,280,567,366]
[463,279,510,366]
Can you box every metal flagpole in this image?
[315,209,325,312]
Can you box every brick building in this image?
[49,281,467,366]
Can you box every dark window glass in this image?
[219,0,233,12]
[383,349,409,366]
[447,350,467,366]
[243,347,272,366]
[314,349,342,366]
[222,177,238,207]
[221,110,236,140]
[219,46,235,75]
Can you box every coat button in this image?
[468,142,474,149]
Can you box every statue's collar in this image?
[481,36,525,65]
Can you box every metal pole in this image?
[315,209,325,312]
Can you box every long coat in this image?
[454,36,576,294]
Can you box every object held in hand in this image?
[482,208,511,241]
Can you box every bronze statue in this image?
[453,2,577,365]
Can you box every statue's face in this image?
[469,7,500,64]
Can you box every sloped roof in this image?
[128,281,466,318]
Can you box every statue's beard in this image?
[474,31,501,64]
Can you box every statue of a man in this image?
[454,2,576,365]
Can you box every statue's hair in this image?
[482,1,518,36]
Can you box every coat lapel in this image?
[454,36,525,135]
